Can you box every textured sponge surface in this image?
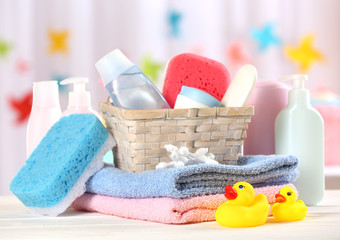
[162,53,231,108]
[10,114,109,209]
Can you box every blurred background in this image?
[1,0,340,195]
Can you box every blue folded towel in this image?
[86,155,299,199]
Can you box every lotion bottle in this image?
[275,74,324,206]
[61,77,114,164]
[27,81,61,157]
[244,81,289,155]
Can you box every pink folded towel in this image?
[72,184,296,224]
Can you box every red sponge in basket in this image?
[162,53,231,108]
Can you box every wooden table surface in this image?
[1,191,340,240]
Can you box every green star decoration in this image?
[0,39,13,59]
[140,55,164,84]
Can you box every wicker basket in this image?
[100,101,254,172]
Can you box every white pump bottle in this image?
[61,77,114,164]
[275,74,324,206]
[60,77,101,119]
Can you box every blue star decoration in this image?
[51,73,70,93]
[168,10,182,37]
[250,23,281,52]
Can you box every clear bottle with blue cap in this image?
[96,49,170,110]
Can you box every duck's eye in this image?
[287,192,292,196]
[239,185,244,189]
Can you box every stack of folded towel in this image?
[72,155,299,224]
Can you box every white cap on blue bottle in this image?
[95,49,134,86]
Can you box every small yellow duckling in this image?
[215,181,270,227]
[272,186,308,222]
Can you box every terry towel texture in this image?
[73,184,297,224]
[86,155,299,199]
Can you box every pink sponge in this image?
[162,53,231,108]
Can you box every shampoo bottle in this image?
[27,81,61,157]
[95,49,170,110]
[60,77,101,119]
[244,81,289,155]
[275,74,324,206]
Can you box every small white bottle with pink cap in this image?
[26,81,62,158]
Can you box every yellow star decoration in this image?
[285,35,324,73]
[48,29,69,54]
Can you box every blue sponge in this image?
[10,114,115,216]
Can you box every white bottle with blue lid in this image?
[174,86,223,109]
[96,49,170,110]
[275,74,324,206]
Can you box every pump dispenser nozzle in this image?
[279,74,308,89]
[61,77,91,108]
[60,77,101,120]
[279,74,310,106]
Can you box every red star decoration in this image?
[226,42,252,72]
[98,77,106,90]
[16,58,30,75]
[8,91,33,125]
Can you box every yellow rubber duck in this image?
[272,186,308,222]
[215,181,270,227]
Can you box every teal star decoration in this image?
[140,55,164,84]
[0,38,13,59]
[52,73,70,93]
[168,10,182,37]
[250,23,281,52]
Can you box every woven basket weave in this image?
[100,101,254,172]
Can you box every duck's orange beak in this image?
[275,193,286,203]
[225,185,237,200]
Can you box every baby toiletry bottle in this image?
[60,77,101,119]
[61,77,114,164]
[174,86,223,109]
[26,81,61,157]
[275,74,324,206]
[221,64,257,107]
[95,49,170,110]
[244,81,289,155]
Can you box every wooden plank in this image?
[1,191,340,239]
